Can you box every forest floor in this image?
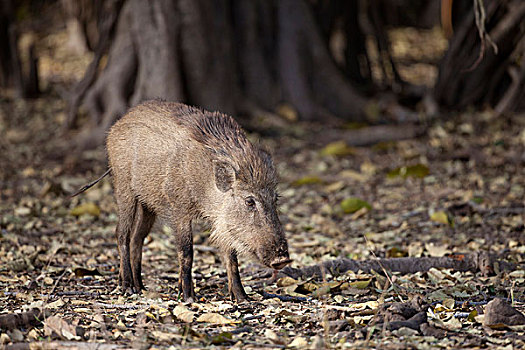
[1,22,525,350]
[1,91,525,349]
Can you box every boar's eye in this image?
[245,196,256,210]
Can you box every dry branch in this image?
[279,252,513,280]
[7,342,125,350]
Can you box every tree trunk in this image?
[67,0,374,149]
[0,0,25,97]
[434,0,525,113]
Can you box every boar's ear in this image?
[214,161,236,192]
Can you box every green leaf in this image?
[320,141,355,157]
[387,164,429,179]
[349,279,371,289]
[471,196,484,204]
[341,197,371,214]
[467,309,478,322]
[343,122,368,130]
[211,332,233,345]
[292,176,323,186]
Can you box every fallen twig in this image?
[8,341,125,350]
[279,252,514,280]
[92,302,144,309]
[3,291,101,298]
[258,291,309,303]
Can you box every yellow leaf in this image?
[467,309,478,322]
[388,164,429,179]
[196,313,237,325]
[277,277,298,288]
[291,176,323,187]
[349,279,371,289]
[276,103,298,122]
[70,202,101,217]
[430,211,452,226]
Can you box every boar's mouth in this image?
[253,239,291,270]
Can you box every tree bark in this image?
[434,0,525,113]
[67,0,373,149]
[0,0,25,97]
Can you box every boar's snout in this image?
[270,256,293,270]
[258,241,291,270]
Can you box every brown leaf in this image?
[484,298,525,327]
[44,315,80,340]
[174,304,195,323]
[73,267,102,277]
[196,313,237,325]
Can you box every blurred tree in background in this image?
[1,0,524,148]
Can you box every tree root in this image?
[434,1,525,113]
[316,123,427,147]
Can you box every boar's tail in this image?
[69,169,111,198]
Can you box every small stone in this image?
[7,329,24,342]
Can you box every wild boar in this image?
[73,100,291,301]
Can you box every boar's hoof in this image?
[121,286,141,295]
[231,292,249,302]
[270,257,293,270]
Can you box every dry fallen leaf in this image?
[174,304,195,323]
[44,315,80,341]
[196,313,237,325]
[288,336,308,348]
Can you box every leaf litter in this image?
[1,27,525,350]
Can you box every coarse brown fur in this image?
[105,100,290,301]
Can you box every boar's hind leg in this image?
[130,203,155,291]
[224,251,248,301]
[115,194,137,294]
[174,221,195,302]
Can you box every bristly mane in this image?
[158,101,277,189]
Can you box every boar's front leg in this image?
[173,220,195,302]
[224,250,248,301]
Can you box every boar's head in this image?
[209,150,291,270]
